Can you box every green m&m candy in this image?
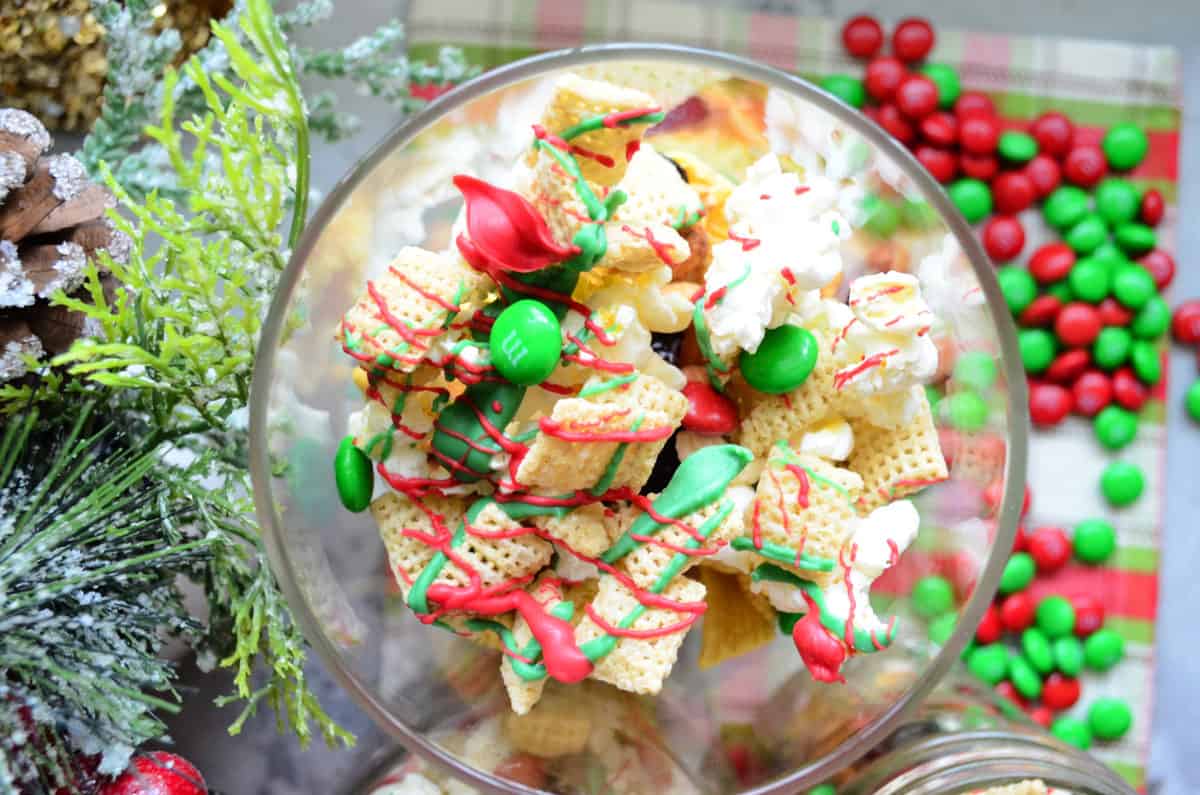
[1036,595,1075,638]
[1103,122,1149,171]
[1094,178,1141,226]
[1114,222,1157,255]
[1093,405,1138,450]
[946,391,990,432]
[1067,258,1110,303]
[807,785,837,795]
[1073,518,1117,564]
[1009,654,1043,700]
[912,575,956,618]
[967,643,1010,686]
[949,178,993,224]
[821,74,867,108]
[954,351,998,391]
[1053,636,1085,676]
[1132,296,1171,339]
[902,198,941,230]
[1065,214,1108,255]
[1130,339,1162,384]
[333,435,374,513]
[920,63,961,108]
[740,325,818,394]
[1019,328,1057,374]
[490,299,563,386]
[1052,716,1093,750]
[1084,627,1125,670]
[1043,185,1091,230]
[1089,697,1133,741]
[1100,460,1144,507]
[997,131,1038,164]
[1046,280,1074,304]
[863,195,901,237]
[1000,552,1036,594]
[997,266,1038,315]
[1093,326,1132,370]
[1021,628,1055,674]
[1187,379,1200,423]
[928,612,958,645]
[1112,264,1157,310]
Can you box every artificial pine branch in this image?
[0,406,215,793]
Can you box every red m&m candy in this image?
[1042,673,1082,710]
[896,74,940,118]
[1025,154,1062,198]
[995,680,1027,709]
[983,480,1031,518]
[1139,249,1175,289]
[1029,242,1076,284]
[865,56,907,101]
[960,115,1000,154]
[982,216,1025,261]
[1140,188,1165,226]
[1055,302,1103,347]
[1072,370,1113,417]
[876,103,917,145]
[1020,295,1063,328]
[1172,299,1200,344]
[1029,382,1073,427]
[955,91,996,119]
[1063,145,1108,187]
[682,380,738,434]
[1044,349,1090,384]
[976,603,1004,644]
[920,111,958,146]
[1029,705,1055,727]
[841,15,885,58]
[1112,367,1149,411]
[1028,525,1072,573]
[892,17,935,62]
[1029,111,1074,158]
[1000,592,1036,632]
[1097,297,1134,327]
[993,172,1037,215]
[960,152,999,181]
[916,145,958,183]
[1012,523,1029,554]
[1070,594,1106,636]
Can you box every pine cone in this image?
[0,108,129,384]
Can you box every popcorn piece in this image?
[516,373,687,492]
[575,573,707,694]
[847,389,948,513]
[535,74,662,186]
[799,415,854,461]
[697,567,777,669]
[337,247,489,374]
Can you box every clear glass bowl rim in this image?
[249,41,1029,795]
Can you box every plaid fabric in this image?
[407,2,1182,788]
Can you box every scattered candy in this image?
[915,145,958,183]
[1187,380,1200,423]
[999,552,1036,594]
[949,177,993,223]
[1043,185,1091,230]
[1111,367,1148,411]
[1131,296,1171,339]
[1073,518,1117,564]
[490,299,563,385]
[1000,592,1036,632]
[739,325,819,394]
[992,172,1037,215]
[1028,242,1076,284]
[953,350,999,390]
[865,56,906,101]
[960,115,1000,155]
[1053,636,1085,676]
[1140,188,1165,226]
[875,103,917,144]
[919,63,961,108]
[919,111,958,146]
[1035,595,1076,639]
[1020,294,1063,328]
[1027,526,1071,573]
[1030,111,1074,158]
[1025,153,1062,197]
[1093,405,1138,450]
[1029,705,1055,728]
[1009,654,1043,700]
[1089,697,1133,741]
[1072,370,1113,417]
[912,575,957,618]
[1100,460,1144,507]
[1110,264,1156,312]
[1042,672,1082,710]
[998,266,1038,314]
[954,91,995,119]
[1019,328,1057,374]
[334,435,375,513]
[1114,222,1157,255]
[1138,248,1175,289]
[1064,214,1108,256]
[1021,627,1055,674]
[997,131,1038,164]
[1171,299,1200,344]
[1084,627,1125,671]
[1044,349,1089,384]
[1029,382,1072,427]
[896,74,940,118]
[982,216,1025,261]
[892,17,935,62]
[1063,144,1108,188]
[927,612,958,645]
[1070,594,1106,636]
[1051,715,1092,749]
[1094,178,1142,226]
[967,643,1010,685]
[1092,326,1132,370]
[1129,340,1162,385]
[841,15,885,58]
[821,74,867,108]
[960,152,999,181]
[1102,122,1149,171]
[1054,302,1102,347]
[1097,297,1134,328]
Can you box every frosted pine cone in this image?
[0,108,128,383]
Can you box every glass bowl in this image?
[250,43,1027,795]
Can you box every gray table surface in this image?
[166,1,1200,792]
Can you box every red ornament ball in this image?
[1019,294,1063,328]
[976,603,1003,644]
[1042,673,1082,710]
[1028,242,1076,284]
[1029,111,1074,158]
[1072,370,1113,417]
[1025,153,1062,198]
[960,115,1000,155]
[1172,299,1200,344]
[865,56,908,102]
[1070,593,1106,636]
[1063,144,1108,187]
[841,15,885,58]
[1055,302,1103,347]
[916,145,958,183]
[982,216,1025,262]
[1140,188,1165,226]
[960,152,999,181]
[1097,297,1134,328]
[992,171,1037,215]
[1112,367,1149,411]
[102,752,207,795]
[1029,382,1073,427]
[1000,592,1036,632]
[892,17,936,62]
[896,74,940,119]
[1028,525,1072,573]
[876,103,916,144]
[1044,348,1091,384]
[1138,248,1176,289]
[954,91,996,119]
[920,111,958,146]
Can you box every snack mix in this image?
[332,71,949,716]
